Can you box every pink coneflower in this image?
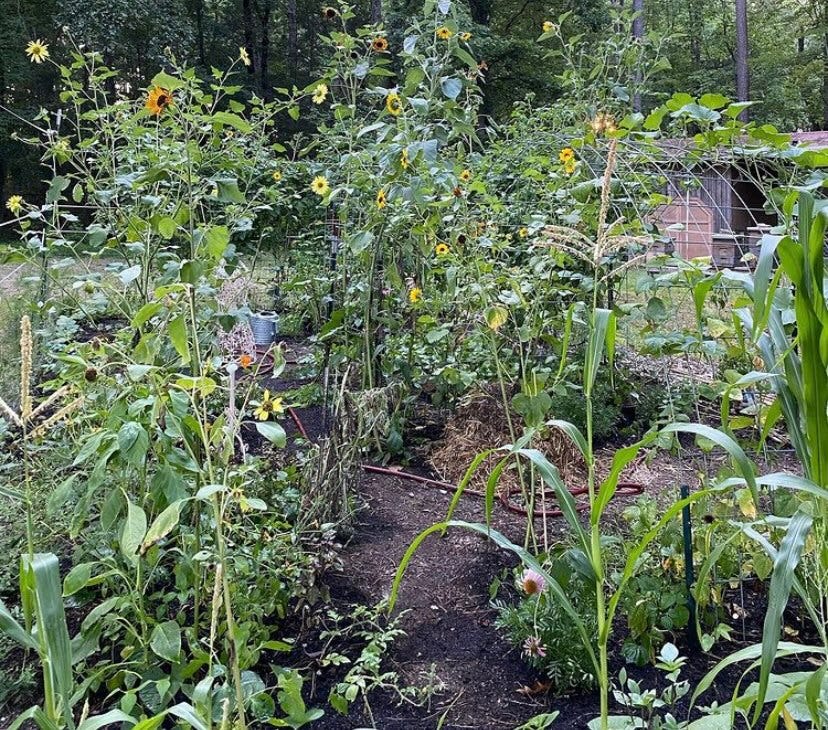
[520,568,546,595]
[523,636,547,658]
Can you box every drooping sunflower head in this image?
[376,188,387,209]
[312,83,328,104]
[371,36,389,52]
[409,286,422,303]
[385,92,403,117]
[322,6,338,19]
[459,168,472,183]
[5,195,24,215]
[452,186,463,198]
[146,86,173,116]
[459,31,472,42]
[311,175,330,196]
[25,39,50,64]
[435,26,453,40]
[435,243,450,256]
[400,148,410,169]
[542,20,556,33]
[559,147,575,164]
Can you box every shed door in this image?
[654,198,715,260]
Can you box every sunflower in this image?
[518,227,529,239]
[25,39,49,64]
[435,242,450,256]
[312,83,328,104]
[564,159,577,175]
[436,26,453,40]
[459,31,472,42]
[239,353,254,368]
[400,148,410,169]
[459,168,472,183]
[409,286,422,303]
[146,86,173,116]
[542,21,556,33]
[239,46,251,67]
[5,195,23,215]
[311,175,330,196]
[371,36,389,52]
[559,147,575,164]
[322,6,338,19]
[272,169,282,182]
[376,188,387,209]
[385,92,403,116]
[452,186,463,198]
[253,390,284,421]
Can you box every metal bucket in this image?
[251,312,278,346]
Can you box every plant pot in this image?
[250,311,279,346]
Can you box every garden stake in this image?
[680,483,700,651]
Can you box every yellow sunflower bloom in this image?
[559,147,575,164]
[253,390,284,421]
[5,195,24,215]
[542,21,556,33]
[311,176,330,196]
[272,170,282,182]
[518,227,529,239]
[435,243,450,256]
[312,83,329,104]
[371,37,389,52]
[409,287,422,303]
[436,26,453,40]
[400,148,410,169]
[25,39,49,63]
[385,92,403,117]
[376,188,387,209]
[146,86,173,116]
[459,169,472,183]
[459,32,472,42]
[564,159,577,175]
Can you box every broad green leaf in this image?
[141,501,182,553]
[256,421,286,447]
[169,315,191,363]
[120,499,147,565]
[150,620,181,663]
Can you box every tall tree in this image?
[735,0,749,120]
[632,0,644,111]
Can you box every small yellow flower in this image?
[385,92,403,117]
[409,287,422,303]
[459,31,472,42]
[400,148,410,169]
[25,39,49,63]
[146,86,173,116]
[564,159,577,175]
[272,169,282,182]
[542,21,556,33]
[436,26,453,40]
[311,175,330,196]
[376,188,387,209]
[253,390,284,421]
[239,353,254,368]
[312,83,328,104]
[518,227,528,239]
[239,47,251,66]
[371,37,389,52]
[5,195,23,215]
[559,147,575,164]
[459,169,472,183]
[435,243,450,256]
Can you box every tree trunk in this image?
[735,0,749,121]
[687,0,701,68]
[286,0,297,78]
[632,0,644,112]
[194,0,206,66]
[243,0,256,76]
[370,0,382,24]
[257,0,273,99]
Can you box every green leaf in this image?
[157,217,177,240]
[256,421,286,447]
[118,422,149,466]
[150,71,184,90]
[120,499,147,565]
[46,176,70,205]
[214,178,245,204]
[441,77,463,100]
[169,315,191,363]
[77,710,139,730]
[211,111,252,133]
[204,225,230,259]
[141,501,182,553]
[132,302,162,328]
[63,562,93,597]
[150,620,181,663]
[0,597,36,650]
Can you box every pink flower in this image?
[520,568,546,595]
[523,636,547,658]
